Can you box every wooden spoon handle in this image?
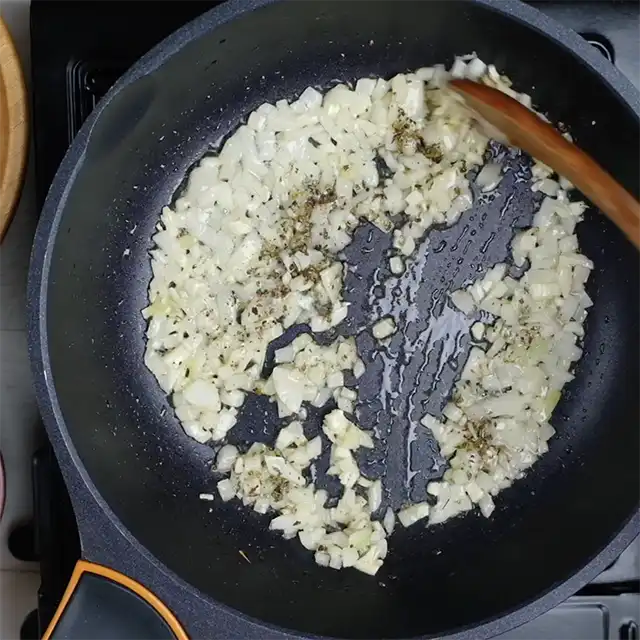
[449,78,640,249]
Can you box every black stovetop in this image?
[28,1,639,638]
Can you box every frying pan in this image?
[27,1,639,638]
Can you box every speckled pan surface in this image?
[27,1,639,639]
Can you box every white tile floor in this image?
[1,1,42,638]
[0,572,39,638]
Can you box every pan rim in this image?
[27,0,639,639]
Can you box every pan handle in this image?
[42,560,189,640]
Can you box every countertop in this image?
[0,0,41,638]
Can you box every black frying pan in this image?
[28,1,639,639]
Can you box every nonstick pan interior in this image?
[34,1,639,638]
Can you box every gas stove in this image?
[27,1,639,638]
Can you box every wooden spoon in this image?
[449,78,640,249]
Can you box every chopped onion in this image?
[275,421,306,451]
[215,444,239,473]
[183,380,220,411]
[367,479,383,513]
[372,317,397,340]
[422,185,591,525]
[216,479,235,502]
[353,359,366,379]
[389,256,405,275]
[144,56,592,575]
[471,322,485,341]
[383,507,396,535]
[476,162,502,192]
[450,290,475,315]
[398,503,430,527]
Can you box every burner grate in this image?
[65,61,123,143]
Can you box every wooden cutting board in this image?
[0,16,28,242]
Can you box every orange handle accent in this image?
[43,560,189,640]
[449,78,640,250]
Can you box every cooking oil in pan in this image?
[343,145,542,510]
[236,146,542,512]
